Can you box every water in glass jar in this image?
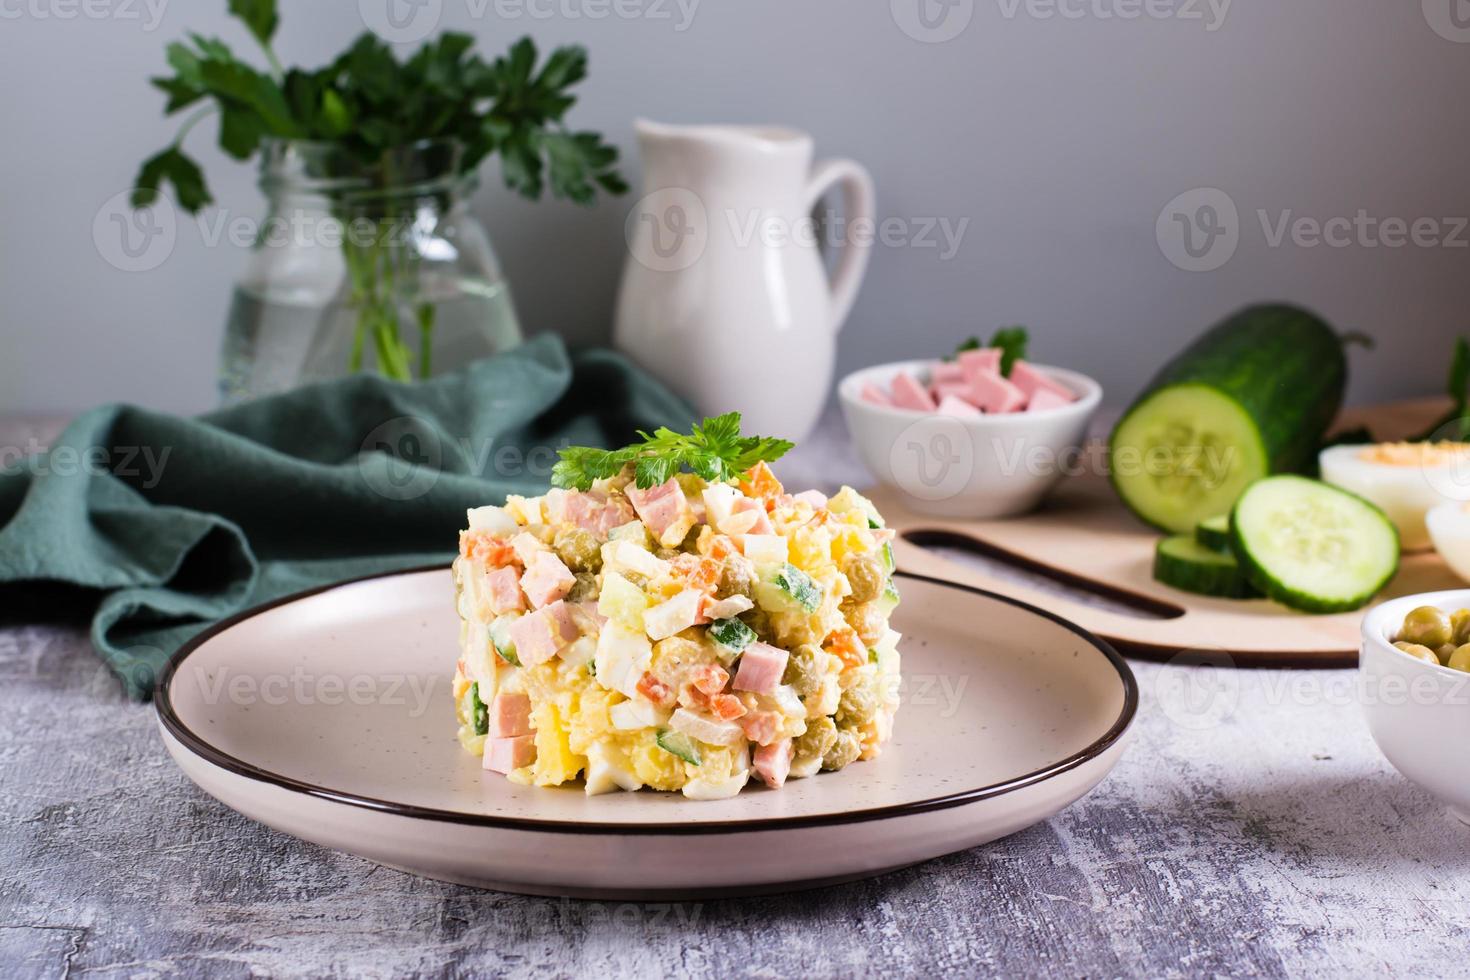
[219,277,522,404]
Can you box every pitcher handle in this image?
[805,158,876,334]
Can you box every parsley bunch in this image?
[131,0,626,213]
[553,413,795,491]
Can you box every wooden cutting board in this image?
[877,398,1464,668]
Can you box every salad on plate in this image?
[451,414,903,800]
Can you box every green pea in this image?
[1400,606,1452,649]
[1448,644,1470,673]
[1452,609,1470,646]
[1393,641,1440,665]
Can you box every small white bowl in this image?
[1360,591,1470,824]
[837,359,1102,518]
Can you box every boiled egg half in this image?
[1318,442,1470,552]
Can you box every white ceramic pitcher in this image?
[614,121,875,441]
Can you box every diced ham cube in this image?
[794,489,828,509]
[483,566,525,615]
[733,642,789,695]
[643,589,708,641]
[556,489,635,538]
[739,708,783,746]
[970,369,1027,413]
[753,739,794,789]
[508,600,579,666]
[488,693,532,738]
[732,496,773,534]
[958,347,1002,384]
[1009,361,1075,404]
[931,381,972,405]
[859,382,893,407]
[483,734,537,773]
[625,478,696,548]
[937,394,981,418]
[1027,388,1073,413]
[932,361,965,385]
[858,379,887,405]
[520,551,575,609]
[890,371,936,412]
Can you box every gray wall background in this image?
[3,0,1468,416]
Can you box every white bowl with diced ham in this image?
[837,357,1101,519]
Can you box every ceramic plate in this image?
[156,568,1137,899]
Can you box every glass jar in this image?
[219,139,523,403]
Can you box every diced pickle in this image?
[554,527,603,573]
[717,554,756,599]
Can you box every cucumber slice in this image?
[1230,476,1399,614]
[1153,534,1259,599]
[709,616,755,653]
[772,563,822,613]
[655,729,701,766]
[1112,384,1269,533]
[1196,515,1231,552]
[463,682,489,736]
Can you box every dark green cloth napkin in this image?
[0,335,692,698]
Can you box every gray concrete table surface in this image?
[2,411,1468,979]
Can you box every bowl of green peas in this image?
[1361,592,1470,825]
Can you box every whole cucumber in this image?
[1109,304,1347,533]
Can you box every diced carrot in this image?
[461,531,517,567]
[710,694,748,721]
[703,534,736,560]
[671,553,722,594]
[689,664,729,697]
[824,627,867,671]
[637,672,674,706]
[738,461,783,501]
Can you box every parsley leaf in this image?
[552,413,794,491]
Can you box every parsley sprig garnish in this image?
[553,413,794,491]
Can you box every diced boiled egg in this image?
[1319,442,1470,551]
[466,504,519,536]
[609,699,670,730]
[681,767,751,801]
[584,742,642,795]
[669,707,746,746]
[644,589,706,641]
[594,623,652,699]
[603,539,671,580]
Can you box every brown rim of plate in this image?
[154,566,1138,836]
